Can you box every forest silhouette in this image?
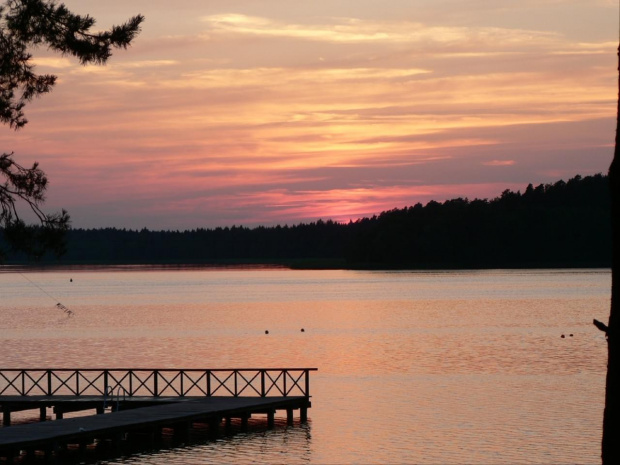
[1,173,610,269]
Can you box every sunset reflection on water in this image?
[0,268,609,464]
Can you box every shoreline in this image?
[0,259,611,272]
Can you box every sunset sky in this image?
[2,0,618,230]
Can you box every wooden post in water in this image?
[112,432,124,455]
[39,406,46,421]
[208,417,220,437]
[286,408,294,426]
[2,407,10,426]
[267,409,275,429]
[147,425,160,448]
[173,421,191,443]
[44,445,53,462]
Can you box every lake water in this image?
[0,267,610,464]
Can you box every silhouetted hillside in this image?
[1,174,611,268]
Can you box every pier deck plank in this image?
[0,396,308,451]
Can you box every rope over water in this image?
[18,272,74,316]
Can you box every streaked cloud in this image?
[201,14,560,47]
[31,57,74,69]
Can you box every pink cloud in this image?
[482,160,516,166]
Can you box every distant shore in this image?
[0,259,611,272]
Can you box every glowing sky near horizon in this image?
[1,0,617,230]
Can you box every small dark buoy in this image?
[561,334,565,338]
[301,328,305,332]
[570,334,573,337]
[70,278,73,282]
[265,330,269,335]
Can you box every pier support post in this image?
[208,417,220,437]
[96,406,104,415]
[44,442,60,463]
[44,445,53,463]
[241,415,249,432]
[173,421,191,443]
[2,407,11,426]
[300,406,308,423]
[40,406,47,421]
[286,409,294,426]
[147,426,160,448]
[267,410,275,429]
[112,432,124,455]
[50,440,65,463]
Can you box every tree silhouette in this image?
[598,40,620,464]
[0,0,143,259]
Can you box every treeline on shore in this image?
[2,174,612,269]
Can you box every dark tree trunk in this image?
[602,45,620,464]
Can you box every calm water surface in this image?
[0,268,610,464]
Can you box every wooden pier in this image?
[0,368,316,461]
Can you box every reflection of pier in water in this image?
[0,368,316,461]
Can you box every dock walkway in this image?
[0,368,316,460]
[0,396,309,454]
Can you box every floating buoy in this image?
[569,334,574,337]
[301,328,305,332]
[70,278,73,282]
[265,330,269,335]
[561,334,565,338]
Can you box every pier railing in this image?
[0,369,317,398]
